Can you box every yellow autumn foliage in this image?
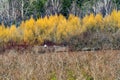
[0,10,120,45]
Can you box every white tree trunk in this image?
[45,0,62,16]
[21,0,24,18]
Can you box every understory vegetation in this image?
[0,10,120,50]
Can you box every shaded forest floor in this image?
[0,50,120,80]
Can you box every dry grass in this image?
[0,50,120,80]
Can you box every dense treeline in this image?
[1,0,120,51]
[0,0,120,26]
